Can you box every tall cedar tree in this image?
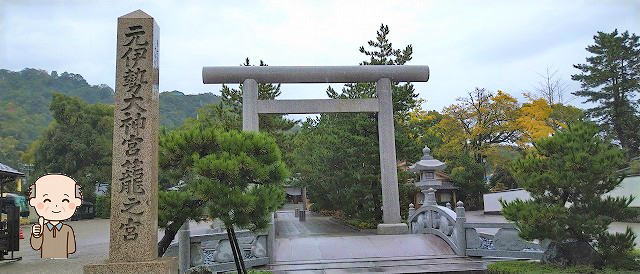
[293,24,420,223]
[572,30,640,157]
[502,122,637,266]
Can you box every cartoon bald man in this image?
[28,174,82,259]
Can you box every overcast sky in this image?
[1,0,639,116]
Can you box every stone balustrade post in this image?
[454,201,466,256]
[422,188,437,206]
[267,212,276,264]
[408,203,415,220]
[178,221,191,273]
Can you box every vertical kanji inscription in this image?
[110,10,159,263]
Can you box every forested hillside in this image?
[159,90,220,128]
[0,68,220,167]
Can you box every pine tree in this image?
[160,127,287,229]
[502,122,637,267]
[159,127,287,267]
[572,30,640,157]
[327,24,419,116]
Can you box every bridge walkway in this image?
[271,207,486,273]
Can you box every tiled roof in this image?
[0,162,24,176]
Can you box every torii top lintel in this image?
[202,65,429,84]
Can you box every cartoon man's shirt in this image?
[30,222,76,258]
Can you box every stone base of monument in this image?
[377,223,408,235]
[84,257,178,274]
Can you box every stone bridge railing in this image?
[164,213,275,273]
[408,188,544,259]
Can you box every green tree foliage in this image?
[218,58,298,168]
[446,153,487,209]
[293,24,421,223]
[596,227,639,270]
[403,109,444,163]
[548,103,584,130]
[502,122,637,266]
[28,94,114,202]
[430,89,520,208]
[572,30,640,157]
[294,115,386,221]
[160,127,288,230]
[0,69,112,167]
[95,195,111,218]
[159,90,221,129]
[0,68,220,168]
[0,136,21,168]
[327,24,419,117]
[181,103,242,132]
[156,190,204,256]
[219,58,297,132]
[486,146,521,191]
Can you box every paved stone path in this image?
[0,219,212,274]
[276,210,370,238]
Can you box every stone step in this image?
[269,255,487,273]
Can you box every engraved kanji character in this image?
[121,197,143,215]
[123,26,148,47]
[120,93,147,113]
[120,111,146,136]
[122,134,143,156]
[122,67,147,94]
[119,158,145,194]
[119,217,141,241]
[121,47,147,68]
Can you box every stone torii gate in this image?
[202,65,430,234]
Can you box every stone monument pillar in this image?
[84,10,177,273]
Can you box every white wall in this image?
[604,175,640,207]
[483,189,531,213]
[484,175,640,213]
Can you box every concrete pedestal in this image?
[377,223,408,235]
[84,257,178,274]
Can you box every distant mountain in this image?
[159,90,220,128]
[0,68,220,167]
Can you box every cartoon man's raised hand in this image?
[32,216,44,237]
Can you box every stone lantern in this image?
[409,146,458,206]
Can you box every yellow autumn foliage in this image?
[517,98,554,142]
